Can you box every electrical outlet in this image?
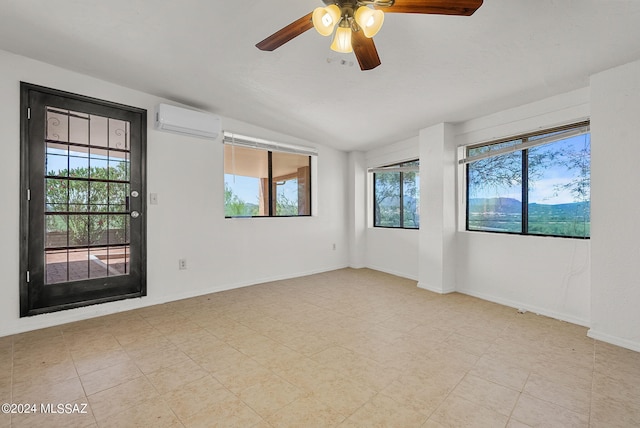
[178,259,187,270]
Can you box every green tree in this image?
[46,163,129,246]
[276,191,298,216]
[224,183,258,216]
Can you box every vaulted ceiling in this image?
[1,0,640,151]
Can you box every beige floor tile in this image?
[522,372,591,414]
[182,396,263,428]
[442,332,493,356]
[592,370,640,404]
[88,376,159,422]
[12,328,63,350]
[422,420,447,428]
[146,358,208,395]
[13,357,78,386]
[9,404,95,428]
[162,375,234,421]
[210,356,272,394]
[80,359,143,396]
[73,348,132,376]
[345,393,428,427]
[237,373,304,419]
[12,376,86,405]
[94,399,181,428]
[452,374,520,417]
[162,323,213,346]
[272,357,342,392]
[381,377,452,416]
[4,268,640,427]
[62,327,115,351]
[469,354,531,391]
[590,391,640,428]
[111,326,163,348]
[12,341,70,368]
[0,411,9,428]
[511,394,588,427]
[506,419,533,427]
[267,396,345,427]
[430,394,509,427]
[248,343,304,371]
[187,342,246,373]
[310,377,377,416]
[133,346,192,375]
[67,336,123,361]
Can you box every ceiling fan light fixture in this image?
[312,5,341,36]
[330,25,353,53]
[355,6,384,38]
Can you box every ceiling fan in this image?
[256,0,484,71]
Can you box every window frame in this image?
[223,132,314,218]
[372,159,420,230]
[464,121,591,239]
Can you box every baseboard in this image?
[365,265,418,281]
[457,287,591,327]
[587,329,640,353]
[417,282,456,294]
[0,263,350,338]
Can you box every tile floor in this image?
[1,268,639,427]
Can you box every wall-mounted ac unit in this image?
[154,103,221,140]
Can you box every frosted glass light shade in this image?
[330,26,352,53]
[355,6,384,38]
[312,5,341,36]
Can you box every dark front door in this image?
[20,83,147,316]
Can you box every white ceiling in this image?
[1,0,640,151]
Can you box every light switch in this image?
[150,193,158,205]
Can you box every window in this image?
[372,160,420,229]
[464,121,590,238]
[223,132,314,217]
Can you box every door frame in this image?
[19,82,147,317]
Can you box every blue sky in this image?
[471,133,590,204]
[225,174,299,205]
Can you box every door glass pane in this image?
[44,107,132,284]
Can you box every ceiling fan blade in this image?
[352,30,381,71]
[377,0,483,16]
[256,12,314,51]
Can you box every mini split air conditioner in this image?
[154,103,221,140]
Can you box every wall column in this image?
[418,123,457,293]
[348,151,367,268]
[589,60,640,352]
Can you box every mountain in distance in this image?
[469,197,590,218]
[468,197,521,213]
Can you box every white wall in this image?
[361,89,592,326]
[364,137,420,280]
[589,59,640,352]
[454,88,592,326]
[0,50,349,336]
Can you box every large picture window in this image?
[372,160,420,229]
[464,121,590,238]
[223,132,315,217]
